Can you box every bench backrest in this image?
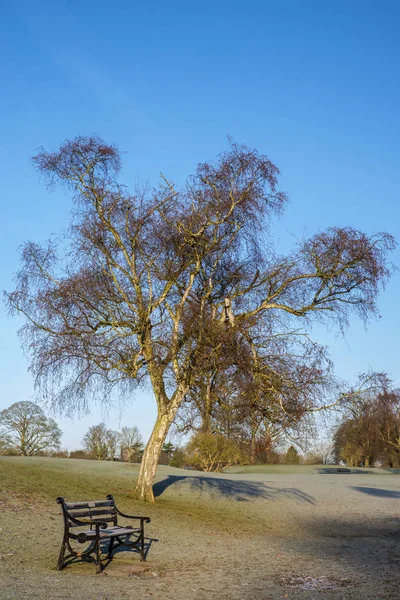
[57,497,118,528]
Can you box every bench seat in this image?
[83,525,141,539]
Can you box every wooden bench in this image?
[56,494,150,573]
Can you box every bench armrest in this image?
[106,494,150,523]
[115,510,151,524]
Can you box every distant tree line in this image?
[79,423,144,462]
[4,385,399,473]
[71,423,183,465]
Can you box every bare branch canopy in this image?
[5,136,396,500]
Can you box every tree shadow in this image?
[153,475,315,504]
[317,467,374,474]
[303,517,400,566]
[273,515,400,599]
[317,467,400,475]
[351,486,400,499]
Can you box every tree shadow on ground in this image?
[251,507,400,600]
[153,475,315,504]
[317,467,374,474]
[275,515,400,599]
[351,486,400,499]
[317,467,400,475]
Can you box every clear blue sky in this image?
[1,0,399,450]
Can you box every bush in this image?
[0,445,20,456]
[52,449,70,458]
[69,449,92,459]
[304,452,324,465]
[169,448,185,468]
[254,446,283,464]
[185,432,246,472]
[285,445,300,465]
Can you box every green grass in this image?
[0,457,274,536]
[1,456,398,543]
[0,456,142,504]
[1,457,398,508]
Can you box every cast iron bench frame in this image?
[56,494,150,573]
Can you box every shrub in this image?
[254,446,283,464]
[169,448,185,468]
[52,449,70,458]
[185,432,246,472]
[285,445,300,465]
[69,449,92,459]
[304,452,324,465]
[0,445,20,456]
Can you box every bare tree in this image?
[0,401,61,456]
[5,136,395,500]
[105,428,120,460]
[119,426,143,462]
[82,423,110,460]
[177,328,337,464]
[333,385,400,467]
[377,390,400,464]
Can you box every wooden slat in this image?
[68,508,116,519]
[68,517,115,528]
[65,500,114,509]
[83,526,141,539]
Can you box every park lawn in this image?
[0,457,280,585]
[0,456,142,505]
[0,457,274,537]
[0,456,399,600]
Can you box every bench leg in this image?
[56,539,66,571]
[107,537,114,559]
[95,536,102,574]
[140,528,145,562]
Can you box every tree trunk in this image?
[199,377,213,433]
[250,434,256,465]
[250,411,258,465]
[134,407,178,502]
[200,411,211,433]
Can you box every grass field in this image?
[0,457,399,599]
